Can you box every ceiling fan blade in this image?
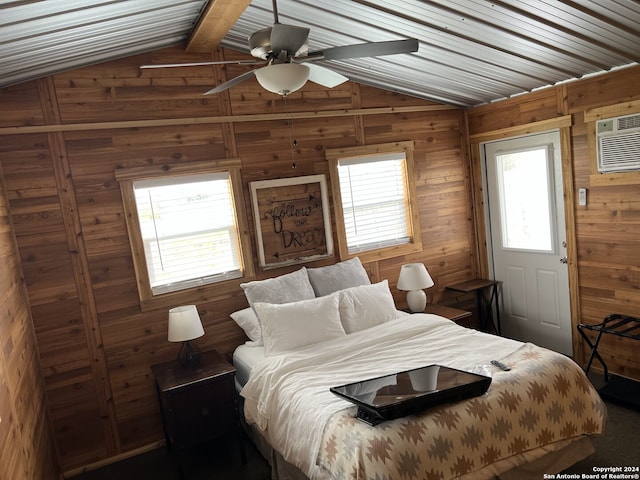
[310,38,419,61]
[140,60,263,69]
[306,64,348,88]
[203,69,257,95]
[270,23,310,55]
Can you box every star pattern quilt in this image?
[317,343,606,479]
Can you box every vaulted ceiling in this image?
[2,0,639,107]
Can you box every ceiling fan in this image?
[140,0,419,96]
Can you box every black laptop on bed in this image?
[330,365,491,426]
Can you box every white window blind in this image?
[133,172,242,295]
[338,153,411,253]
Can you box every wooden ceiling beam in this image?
[185,0,252,53]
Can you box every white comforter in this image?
[240,313,523,479]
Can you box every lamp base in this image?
[406,290,427,313]
[177,340,201,368]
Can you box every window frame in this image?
[116,159,254,311]
[326,141,422,263]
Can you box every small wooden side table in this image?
[445,279,501,334]
[151,349,245,479]
[423,304,472,324]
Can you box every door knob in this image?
[560,257,568,264]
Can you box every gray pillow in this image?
[307,257,371,297]
[241,267,315,308]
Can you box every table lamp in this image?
[168,305,205,367]
[397,263,434,312]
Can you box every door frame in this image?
[467,115,583,358]
[483,131,571,354]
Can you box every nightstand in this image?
[423,304,472,323]
[151,349,245,479]
[445,279,501,334]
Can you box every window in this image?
[326,142,422,262]
[134,172,242,294]
[495,146,555,252]
[116,160,254,309]
[338,154,410,251]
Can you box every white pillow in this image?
[241,267,315,308]
[307,257,370,297]
[254,294,345,356]
[338,280,398,333]
[230,308,262,346]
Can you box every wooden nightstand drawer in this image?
[423,304,472,323]
[168,376,236,445]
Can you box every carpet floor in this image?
[72,438,270,480]
[562,374,640,474]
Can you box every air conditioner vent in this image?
[617,114,640,130]
[596,113,640,173]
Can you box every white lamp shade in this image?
[168,305,204,342]
[254,63,310,95]
[397,263,434,291]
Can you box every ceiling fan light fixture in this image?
[254,63,310,96]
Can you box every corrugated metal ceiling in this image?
[1,0,638,107]
[0,0,209,87]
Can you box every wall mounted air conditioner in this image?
[596,113,640,173]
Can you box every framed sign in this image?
[250,175,333,268]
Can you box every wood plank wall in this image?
[0,160,61,478]
[467,65,640,381]
[0,45,476,473]
[2,42,637,474]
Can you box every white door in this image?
[483,132,573,355]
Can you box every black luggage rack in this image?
[577,314,640,409]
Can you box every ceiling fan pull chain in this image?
[285,96,297,169]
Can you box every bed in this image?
[230,260,606,480]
